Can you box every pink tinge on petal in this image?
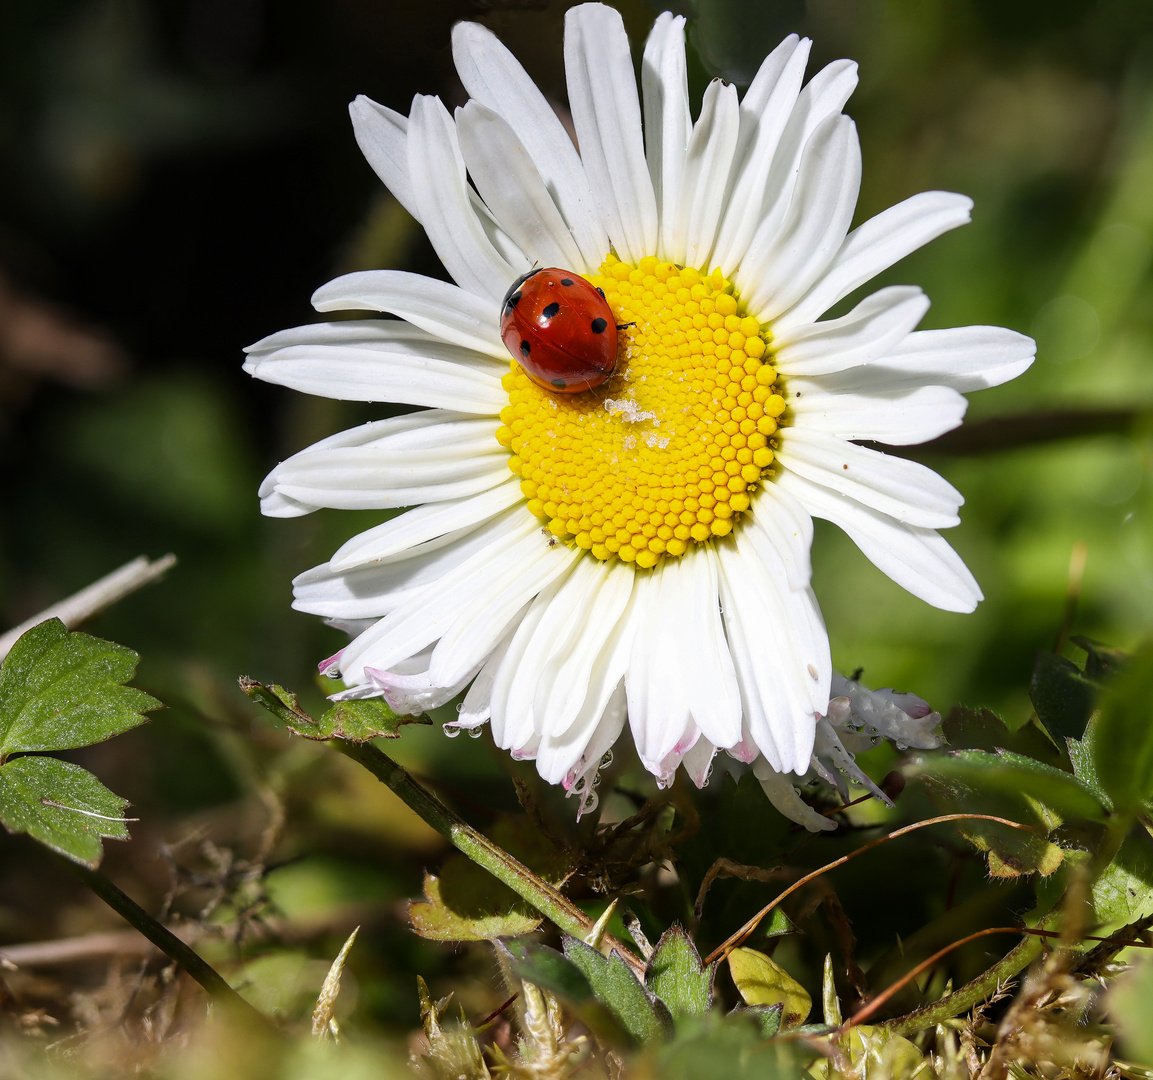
[728,738,759,764]
[318,650,345,677]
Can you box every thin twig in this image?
[703,814,1034,966]
[0,554,177,659]
[57,856,272,1029]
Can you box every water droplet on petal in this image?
[468,727,484,739]
[444,725,461,739]
[599,750,614,770]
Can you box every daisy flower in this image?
[245,4,1034,823]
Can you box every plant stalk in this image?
[60,856,273,1027]
[334,740,646,976]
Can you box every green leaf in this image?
[1071,636,1126,681]
[0,619,159,757]
[563,937,671,1045]
[0,756,131,868]
[646,925,714,1021]
[911,748,1108,823]
[1030,651,1099,745]
[313,698,429,741]
[239,677,430,741]
[409,872,541,941]
[1091,642,1153,820]
[726,947,811,1030]
[498,938,595,1005]
[1092,831,1153,926]
[1110,957,1153,1066]
[1066,712,1112,810]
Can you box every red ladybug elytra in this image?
[500,268,618,393]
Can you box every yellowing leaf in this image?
[727,947,811,1029]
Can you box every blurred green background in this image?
[1,0,1152,1048]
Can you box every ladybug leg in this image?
[616,321,636,330]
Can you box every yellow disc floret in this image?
[498,255,785,569]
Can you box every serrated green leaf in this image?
[745,1003,783,1039]
[564,937,671,1045]
[1030,651,1099,745]
[498,938,595,1004]
[1066,711,1112,810]
[0,619,159,757]
[1092,642,1153,820]
[646,925,714,1021]
[0,756,131,867]
[912,748,1107,823]
[239,677,430,742]
[313,698,430,741]
[409,872,541,941]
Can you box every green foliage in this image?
[0,619,157,867]
[563,938,672,1046]
[1110,958,1153,1066]
[1091,642,1153,821]
[725,947,811,1030]
[645,926,714,1022]
[0,756,131,868]
[409,818,568,941]
[1030,650,1100,745]
[238,677,431,741]
[0,618,159,757]
[912,748,1108,823]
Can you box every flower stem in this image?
[879,933,1042,1037]
[333,740,646,976]
[59,856,272,1027]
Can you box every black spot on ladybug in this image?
[596,287,606,298]
[590,317,607,334]
[542,301,560,319]
[551,378,567,389]
[520,340,531,358]
[561,278,574,286]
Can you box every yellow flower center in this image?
[495,255,785,569]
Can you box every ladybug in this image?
[500,268,618,393]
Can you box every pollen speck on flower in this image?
[499,254,786,569]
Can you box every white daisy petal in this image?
[260,414,508,514]
[451,20,608,269]
[740,511,831,716]
[776,427,963,528]
[740,113,862,321]
[534,560,636,741]
[788,382,968,445]
[407,94,528,302]
[295,512,526,619]
[454,628,516,730]
[329,481,523,571]
[243,321,506,413]
[626,562,693,770]
[772,286,929,375]
[777,190,973,333]
[715,540,823,774]
[534,569,637,784]
[717,57,858,273]
[339,521,577,687]
[642,13,691,260]
[349,96,417,220]
[677,546,742,750]
[775,468,982,612]
[677,78,741,269]
[456,101,587,272]
[565,3,658,264]
[309,271,506,358]
[710,35,811,271]
[875,326,1037,393]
